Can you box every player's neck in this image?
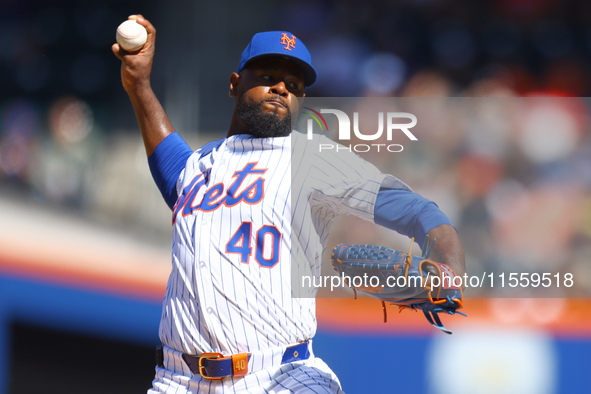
[227,113,248,138]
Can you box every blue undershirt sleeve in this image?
[148,132,194,210]
[373,187,453,247]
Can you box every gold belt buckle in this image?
[198,352,224,381]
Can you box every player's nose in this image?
[270,81,289,96]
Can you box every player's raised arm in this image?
[113,15,193,210]
[111,15,174,156]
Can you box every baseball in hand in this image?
[116,20,148,52]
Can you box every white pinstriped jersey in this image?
[159,131,403,357]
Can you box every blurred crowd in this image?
[2,0,591,296]
[0,97,100,206]
[285,0,591,98]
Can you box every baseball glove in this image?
[330,237,465,334]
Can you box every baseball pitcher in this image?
[112,15,466,393]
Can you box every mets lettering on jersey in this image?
[172,162,267,223]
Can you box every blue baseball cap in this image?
[237,31,317,87]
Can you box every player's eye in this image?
[261,75,272,81]
[286,81,304,95]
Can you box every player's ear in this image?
[229,72,241,97]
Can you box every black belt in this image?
[156,341,310,380]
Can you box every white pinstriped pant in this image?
[148,343,345,394]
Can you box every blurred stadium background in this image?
[1,0,591,392]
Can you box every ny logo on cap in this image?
[280,33,296,51]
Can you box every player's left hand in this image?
[331,241,466,334]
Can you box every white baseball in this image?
[116,20,148,52]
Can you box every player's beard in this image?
[236,95,292,138]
